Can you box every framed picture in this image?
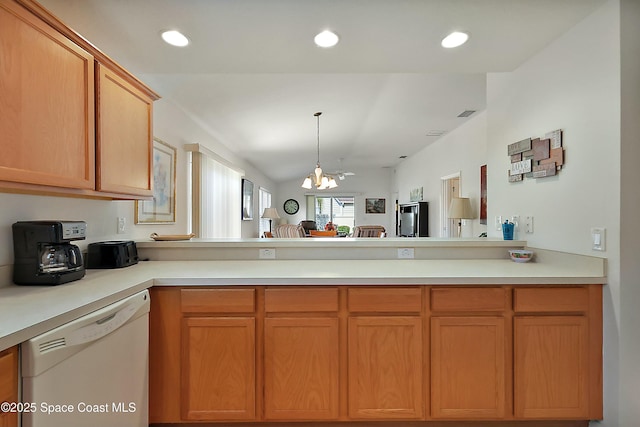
[365,198,386,214]
[410,187,423,202]
[242,178,254,220]
[135,138,177,224]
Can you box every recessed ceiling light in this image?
[441,31,469,48]
[161,30,189,47]
[314,30,339,48]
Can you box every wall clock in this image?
[283,198,299,215]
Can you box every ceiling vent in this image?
[457,110,477,118]
[426,130,446,137]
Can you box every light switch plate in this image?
[591,228,605,251]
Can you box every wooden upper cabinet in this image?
[96,64,153,197]
[0,346,19,427]
[0,0,95,190]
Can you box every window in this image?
[258,187,272,236]
[313,196,355,231]
[187,145,243,238]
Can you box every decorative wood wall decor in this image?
[508,129,564,182]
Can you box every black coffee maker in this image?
[12,221,86,285]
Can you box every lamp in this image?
[301,112,338,190]
[448,197,474,238]
[261,207,280,232]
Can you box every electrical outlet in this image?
[525,216,534,234]
[117,217,126,234]
[397,248,415,259]
[259,248,276,259]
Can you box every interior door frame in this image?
[440,171,461,237]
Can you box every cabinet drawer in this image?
[181,288,255,313]
[265,288,338,312]
[348,287,421,313]
[431,287,506,312]
[514,287,589,313]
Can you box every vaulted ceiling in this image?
[40,0,606,182]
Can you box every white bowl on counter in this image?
[509,249,534,263]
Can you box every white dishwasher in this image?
[21,290,150,427]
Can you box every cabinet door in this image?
[96,64,153,197]
[0,346,18,427]
[431,317,505,419]
[0,1,95,190]
[348,316,423,419]
[514,316,589,419]
[182,317,256,421]
[264,317,339,420]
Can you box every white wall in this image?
[619,0,640,424]
[393,111,488,238]
[486,2,620,425]
[276,168,394,233]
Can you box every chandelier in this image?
[301,112,338,190]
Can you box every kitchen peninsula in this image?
[0,239,605,426]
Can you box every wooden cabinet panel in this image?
[0,0,94,190]
[265,288,338,312]
[431,317,505,419]
[96,64,153,196]
[348,287,422,313]
[181,317,256,421]
[181,288,255,313]
[149,288,182,424]
[0,346,18,427]
[514,316,589,419]
[514,287,589,313]
[431,287,506,312]
[348,316,423,419]
[264,317,339,420]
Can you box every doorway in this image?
[440,172,461,237]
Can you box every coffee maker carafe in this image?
[12,221,86,285]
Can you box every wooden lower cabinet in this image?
[149,284,603,424]
[0,346,18,427]
[431,317,506,419]
[514,316,589,419]
[181,316,256,421]
[348,316,423,419]
[264,317,339,420]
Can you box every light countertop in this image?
[0,255,606,351]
